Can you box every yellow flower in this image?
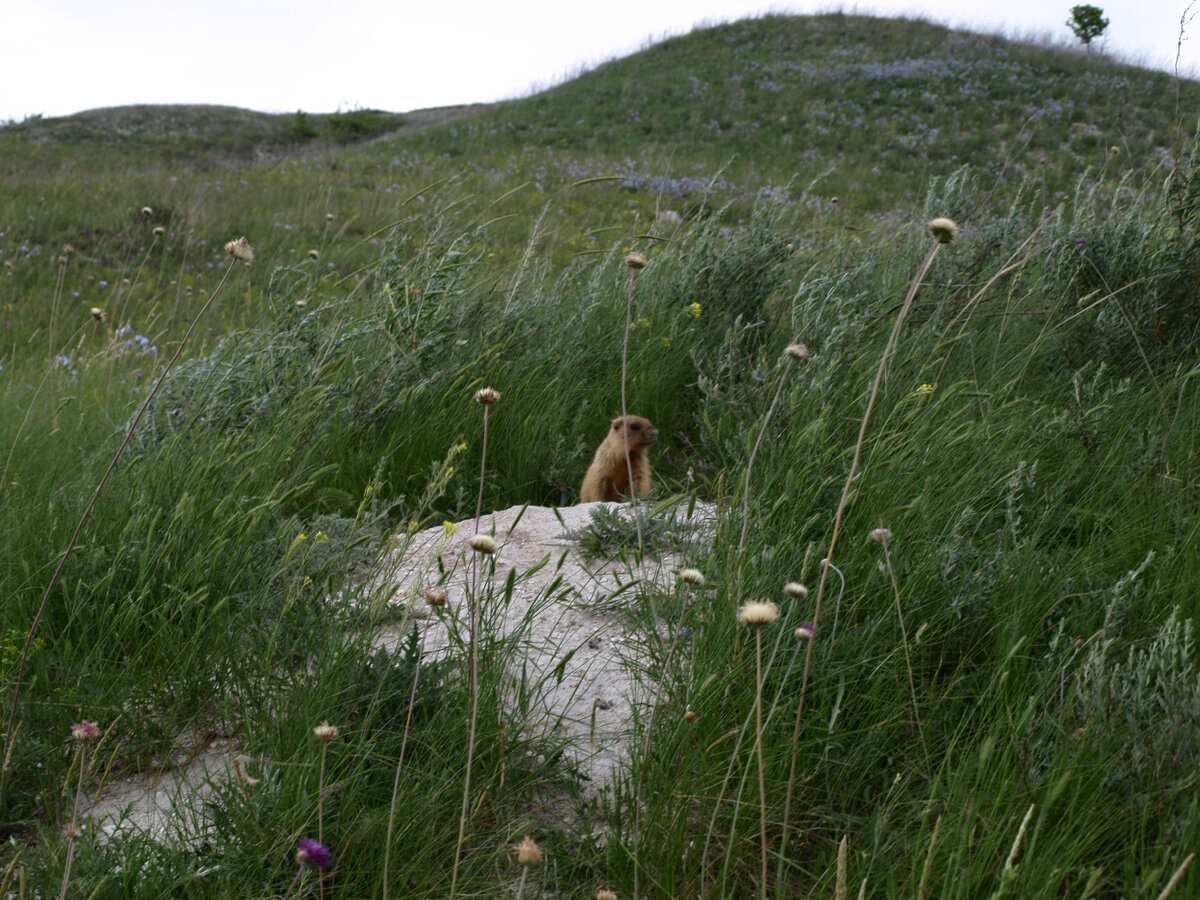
[297,533,307,542]
[314,531,329,542]
[659,337,672,348]
[916,383,934,395]
[635,318,651,329]
[444,520,460,535]
[687,302,702,318]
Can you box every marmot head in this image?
[612,415,659,449]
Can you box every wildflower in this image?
[687,302,701,318]
[224,236,254,263]
[679,568,705,586]
[63,823,82,839]
[296,837,332,870]
[783,582,808,598]
[443,520,460,535]
[314,532,328,542]
[325,213,335,221]
[927,217,959,244]
[916,383,934,395]
[796,622,815,640]
[624,251,648,269]
[90,307,105,322]
[141,206,153,217]
[308,249,319,260]
[683,710,697,723]
[1074,238,1088,247]
[738,601,780,627]
[468,534,497,555]
[71,721,102,742]
[297,533,307,542]
[871,526,893,548]
[295,299,307,309]
[153,226,165,236]
[473,386,500,405]
[1109,145,1120,156]
[424,586,448,607]
[313,722,340,741]
[785,342,809,360]
[516,836,543,866]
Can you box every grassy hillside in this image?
[2,11,1200,898]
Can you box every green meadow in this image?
[3,11,1200,898]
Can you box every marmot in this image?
[580,415,659,503]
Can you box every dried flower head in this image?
[313,722,340,741]
[63,823,82,840]
[624,251,648,270]
[1110,145,1120,156]
[683,710,697,723]
[516,835,543,866]
[152,226,165,236]
[224,236,254,263]
[90,307,105,322]
[297,837,332,870]
[473,386,500,405]
[141,206,153,217]
[295,299,307,309]
[795,622,815,640]
[71,721,102,742]
[597,891,618,900]
[785,342,809,360]
[679,568,705,586]
[738,601,780,627]
[927,217,959,244]
[308,249,319,260]
[871,526,893,548]
[468,534,497,555]
[783,582,808,598]
[424,586,448,607]
[325,212,335,221]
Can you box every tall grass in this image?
[2,17,1200,895]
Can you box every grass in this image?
[2,10,1200,898]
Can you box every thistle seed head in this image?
[738,601,780,627]
[927,217,959,244]
[785,342,809,360]
[469,534,497,555]
[313,722,340,741]
[224,236,254,263]
[516,835,543,866]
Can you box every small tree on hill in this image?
[1068,5,1109,52]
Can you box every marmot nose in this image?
[646,427,660,445]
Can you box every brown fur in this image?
[580,415,659,503]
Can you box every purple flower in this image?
[1074,238,1088,247]
[297,838,331,870]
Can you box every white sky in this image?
[3,1,1198,123]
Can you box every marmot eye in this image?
[630,423,641,431]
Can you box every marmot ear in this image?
[611,417,623,430]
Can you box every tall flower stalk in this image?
[449,387,499,899]
[778,219,957,869]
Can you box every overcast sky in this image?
[3,1,1197,123]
